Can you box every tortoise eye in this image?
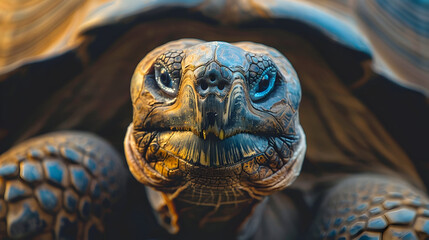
[250,67,276,101]
[154,64,178,96]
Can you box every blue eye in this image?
[155,64,178,96]
[250,67,276,101]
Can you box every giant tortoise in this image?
[0,1,428,239]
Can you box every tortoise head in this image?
[125,39,306,204]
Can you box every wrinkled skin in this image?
[124,39,306,209]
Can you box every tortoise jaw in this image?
[133,125,297,168]
[153,131,268,167]
[124,123,306,199]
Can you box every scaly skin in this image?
[311,175,429,240]
[0,132,127,239]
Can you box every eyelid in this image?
[258,66,274,82]
[154,63,178,96]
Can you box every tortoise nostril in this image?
[218,82,225,90]
[201,81,208,90]
[209,73,216,82]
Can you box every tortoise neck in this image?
[145,186,266,238]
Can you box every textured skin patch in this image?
[385,208,416,225]
[5,180,32,201]
[7,198,52,239]
[28,149,44,160]
[383,226,418,239]
[63,189,79,213]
[20,161,43,183]
[156,50,184,80]
[84,157,97,175]
[0,163,18,178]
[367,216,387,230]
[35,184,62,213]
[415,217,429,235]
[0,132,127,239]
[60,147,81,164]
[70,166,90,194]
[349,221,365,236]
[43,160,69,187]
[311,175,429,239]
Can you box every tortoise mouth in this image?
[125,123,306,196]
[147,131,278,167]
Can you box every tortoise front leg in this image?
[311,175,429,239]
[0,132,127,239]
